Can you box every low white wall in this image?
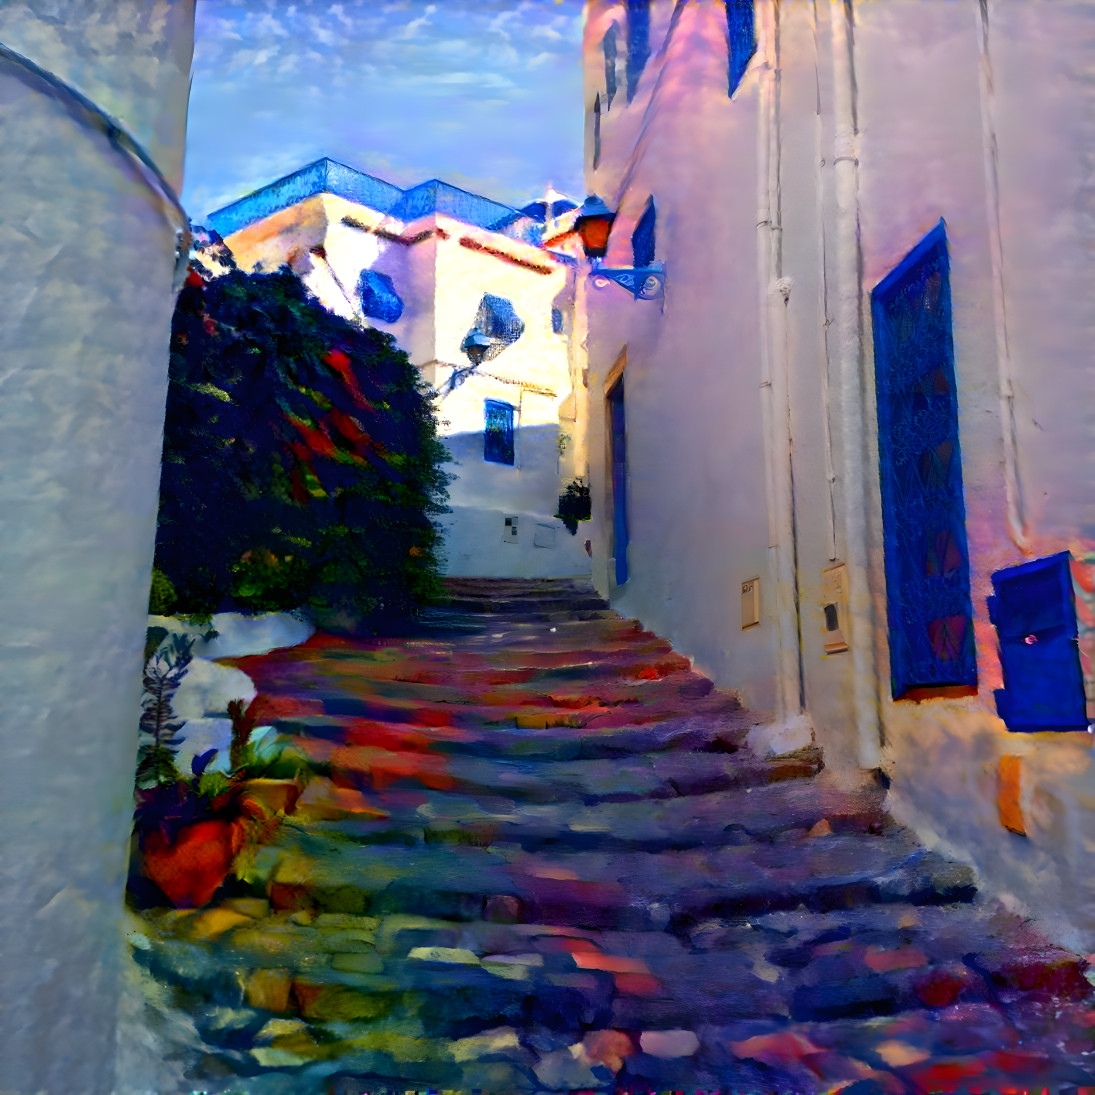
[440,505,592,579]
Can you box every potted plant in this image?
[131,633,307,908]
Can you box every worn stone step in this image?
[287,735,821,803]
[268,704,751,767]
[263,826,975,933]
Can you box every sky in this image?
[181,0,587,224]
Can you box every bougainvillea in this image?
[153,242,449,631]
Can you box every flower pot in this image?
[240,778,302,817]
[141,817,247,908]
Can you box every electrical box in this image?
[741,577,760,629]
[822,563,850,654]
[503,516,519,544]
[533,523,556,549]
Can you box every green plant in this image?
[555,478,592,535]
[148,567,177,616]
[135,633,194,789]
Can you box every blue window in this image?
[551,307,564,334]
[632,196,656,268]
[988,553,1088,732]
[726,1,756,97]
[607,377,629,585]
[603,23,619,109]
[484,400,515,465]
[625,0,650,103]
[358,269,403,322]
[871,220,977,697]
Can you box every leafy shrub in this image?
[154,244,449,631]
[555,478,592,535]
[148,567,177,616]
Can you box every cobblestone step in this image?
[124,579,1095,1094]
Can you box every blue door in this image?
[871,221,977,697]
[607,377,629,586]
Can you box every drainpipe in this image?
[975,0,1030,554]
[756,1,809,734]
[0,5,194,1092]
[828,0,882,769]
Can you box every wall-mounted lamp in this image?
[461,328,491,367]
[575,195,615,260]
[575,194,665,301]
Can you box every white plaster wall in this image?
[0,3,195,1091]
[847,0,1095,952]
[773,1,864,774]
[582,0,1095,949]
[989,0,1095,546]
[430,224,589,578]
[583,0,777,711]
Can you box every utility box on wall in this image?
[821,563,850,654]
[988,552,1088,732]
[503,515,519,544]
[741,577,760,629]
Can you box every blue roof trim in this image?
[395,179,516,231]
[208,158,404,238]
[208,159,539,243]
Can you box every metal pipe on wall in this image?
[828,0,882,769]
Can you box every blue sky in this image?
[182,0,586,223]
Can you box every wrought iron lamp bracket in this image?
[589,259,665,301]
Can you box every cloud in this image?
[431,72,517,89]
[329,4,354,29]
[393,3,437,41]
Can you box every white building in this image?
[207,161,592,580]
[581,0,1095,953]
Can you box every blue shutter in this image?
[625,0,650,103]
[358,269,403,322]
[988,553,1088,732]
[603,23,618,108]
[592,94,602,169]
[726,1,756,97]
[551,308,564,334]
[871,221,977,697]
[484,400,515,465]
[608,378,629,585]
[632,197,656,269]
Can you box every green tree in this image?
[154,238,448,631]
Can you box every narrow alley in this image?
[124,581,1095,1095]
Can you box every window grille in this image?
[871,221,977,697]
[726,0,756,97]
[484,400,515,465]
[625,0,650,103]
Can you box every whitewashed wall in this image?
[0,2,195,1091]
[583,0,778,711]
[847,0,1095,953]
[582,0,1095,950]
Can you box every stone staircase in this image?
[122,580,1095,1095]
